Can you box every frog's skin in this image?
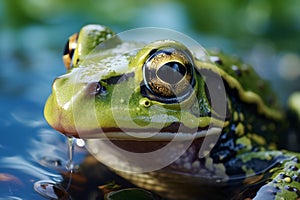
[44,25,300,200]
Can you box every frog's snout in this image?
[44,77,80,137]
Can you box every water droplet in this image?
[66,137,75,172]
[75,139,85,147]
[34,181,71,200]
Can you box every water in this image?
[33,137,80,199]
[0,96,85,199]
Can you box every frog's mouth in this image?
[55,121,222,142]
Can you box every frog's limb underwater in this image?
[44,24,300,200]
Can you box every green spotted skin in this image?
[44,25,300,200]
[205,52,300,200]
[254,153,300,200]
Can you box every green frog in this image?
[44,24,300,200]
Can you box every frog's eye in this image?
[142,48,195,103]
[62,33,78,70]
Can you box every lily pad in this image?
[105,188,160,200]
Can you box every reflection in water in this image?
[11,113,45,128]
[0,173,21,184]
[0,197,24,200]
[0,156,62,181]
[34,180,71,200]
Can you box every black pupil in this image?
[63,40,70,56]
[63,40,75,60]
[157,62,186,84]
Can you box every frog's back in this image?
[200,50,288,174]
[208,50,281,111]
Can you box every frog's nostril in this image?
[87,82,107,96]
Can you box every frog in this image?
[44,24,300,200]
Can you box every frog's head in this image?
[44,25,227,141]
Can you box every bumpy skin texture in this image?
[44,25,300,200]
[253,153,300,200]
